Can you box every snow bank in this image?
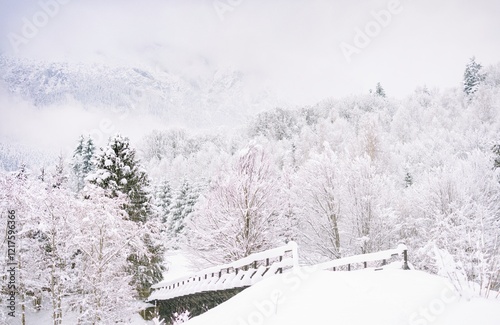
[184,268,500,325]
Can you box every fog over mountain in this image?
[0,55,276,123]
[0,54,281,170]
[1,0,499,168]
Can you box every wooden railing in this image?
[313,244,410,272]
[148,243,410,302]
[148,241,299,302]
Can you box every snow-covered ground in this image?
[5,305,149,325]
[162,252,194,283]
[184,268,500,325]
[11,266,499,324]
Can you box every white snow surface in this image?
[184,268,500,325]
[161,251,194,282]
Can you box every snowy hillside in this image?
[184,268,500,325]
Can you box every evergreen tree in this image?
[375,82,386,97]
[72,135,95,192]
[153,179,173,224]
[82,137,95,174]
[168,179,199,247]
[87,134,164,299]
[88,134,150,222]
[463,56,485,96]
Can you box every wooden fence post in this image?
[402,249,409,270]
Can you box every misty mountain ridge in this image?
[0,55,278,128]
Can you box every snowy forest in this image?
[1,57,500,324]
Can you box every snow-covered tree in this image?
[463,56,486,97]
[295,143,343,261]
[375,82,386,98]
[342,155,396,255]
[71,185,148,324]
[421,152,500,296]
[1,167,154,322]
[279,168,300,244]
[43,190,73,324]
[72,135,95,192]
[88,134,150,222]
[87,134,164,299]
[51,155,68,189]
[0,168,46,324]
[167,179,199,247]
[186,144,285,267]
[1,168,84,324]
[141,129,205,163]
[153,179,173,224]
[249,108,300,141]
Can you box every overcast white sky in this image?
[1,0,499,105]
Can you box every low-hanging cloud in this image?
[0,90,166,158]
[1,0,500,104]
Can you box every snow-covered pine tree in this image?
[375,82,386,98]
[82,137,95,174]
[87,134,164,299]
[463,56,486,97]
[153,179,173,224]
[71,135,85,186]
[72,135,95,192]
[168,179,199,242]
[88,134,150,222]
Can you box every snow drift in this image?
[184,268,500,325]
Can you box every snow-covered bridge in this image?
[147,242,409,322]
